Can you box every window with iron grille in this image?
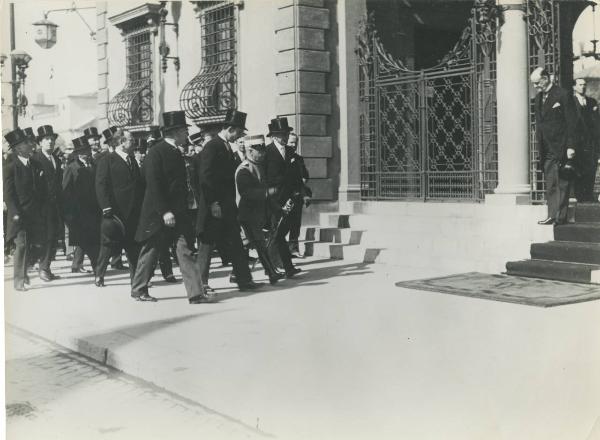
[180,2,237,123]
[108,29,154,128]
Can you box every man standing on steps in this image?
[531,67,577,226]
[572,78,600,203]
[285,133,311,258]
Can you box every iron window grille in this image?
[108,29,154,128]
[180,2,237,124]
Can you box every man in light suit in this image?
[531,67,577,225]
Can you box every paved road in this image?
[5,326,268,440]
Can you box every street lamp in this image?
[10,49,32,117]
[32,3,96,48]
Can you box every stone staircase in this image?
[505,203,600,284]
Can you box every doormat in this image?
[395,272,600,307]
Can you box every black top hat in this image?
[37,125,59,142]
[162,111,190,132]
[23,127,36,141]
[4,128,29,149]
[148,125,162,140]
[84,127,102,140]
[189,131,204,145]
[223,109,248,131]
[101,214,126,245]
[72,136,91,153]
[267,117,293,136]
[102,126,118,145]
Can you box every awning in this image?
[108,78,153,127]
[179,63,235,121]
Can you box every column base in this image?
[339,184,361,202]
[485,193,531,205]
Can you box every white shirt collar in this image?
[575,93,587,105]
[164,137,178,149]
[274,139,286,159]
[43,151,56,168]
[17,156,29,167]
[115,148,129,163]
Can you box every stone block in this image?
[298,49,330,72]
[309,178,335,200]
[299,136,332,157]
[297,115,326,135]
[298,71,326,92]
[96,12,106,30]
[97,104,108,119]
[97,43,106,60]
[278,0,325,7]
[297,6,329,29]
[96,1,108,14]
[96,27,108,45]
[298,93,331,114]
[276,28,325,51]
[277,72,295,94]
[275,28,295,52]
[276,6,294,31]
[98,58,108,75]
[276,50,295,74]
[303,157,328,178]
[97,73,107,90]
[276,94,296,115]
[98,88,109,104]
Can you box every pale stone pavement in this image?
[3,254,600,439]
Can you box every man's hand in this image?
[567,148,575,159]
[163,211,176,227]
[12,214,19,222]
[210,202,222,219]
[267,187,278,197]
[303,196,312,208]
[102,207,113,218]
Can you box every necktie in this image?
[126,155,133,172]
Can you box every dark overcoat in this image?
[62,159,101,246]
[573,96,600,162]
[31,151,63,240]
[235,161,269,231]
[135,140,192,243]
[264,143,308,205]
[534,85,577,163]
[194,136,239,239]
[95,151,144,238]
[3,157,46,243]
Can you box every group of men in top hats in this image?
[4,108,311,305]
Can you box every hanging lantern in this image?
[33,18,59,49]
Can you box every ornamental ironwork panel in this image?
[108,31,153,128]
[357,2,499,202]
[179,2,236,124]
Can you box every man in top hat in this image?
[133,139,146,167]
[195,109,261,292]
[3,128,46,291]
[95,128,145,287]
[62,136,102,272]
[84,127,103,157]
[285,133,311,258]
[235,135,285,284]
[189,131,204,156]
[146,125,162,150]
[31,125,63,281]
[132,110,211,303]
[263,117,303,277]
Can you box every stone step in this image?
[574,203,600,223]
[554,223,600,243]
[318,213,351,228]
[505,259,600,284]
[530,241,600,265]
[302,240,381,263]
[300,226,364,244]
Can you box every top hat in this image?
[223,109,248,131]
[84,127,102,140]
[148,125,162,140]
[101,214,126,245]
[23,127,36,141]
[244,134,266,149]
[37,125,59,142]
[267,117,293,136]
[189,131,204,146]
[102,126,118,145]
[162,111,190,132]
[72,136,92,153]
[4,128,29,149]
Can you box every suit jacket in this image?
[3,157,45,242]
[235,160,269,229]
[135,139,191,243]
[264,143,307,205]
[573,95,600,160]
[62,159,101,246]
[194,135,239,238]
[95,151,144,236]
[32,151,63,238]
[534,85,577,163]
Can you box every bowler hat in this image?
[162,111,190,132]
[72,136,91,153]
[148,125,162,140]
[102,126,118,145]
[244,134,266,149]
[4,128,29,149]
[84,127,102,140]
[267,117,293,136]
[37,125,59,142]
[100,214,126,245]
[23,127,36,141]
[223,109,248,131]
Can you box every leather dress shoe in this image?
[290,251,304,259]
[238,281,264,291]
[24,276,31,285]
[189,293,217,304]
[229,274,237,284]
[163,274,178,283]
[554,219,567,226]
[285,267,303,278]
[268,272,285,285]
[39,270,54,282]
[111,262,128,270]
[537,217,555,225]
[203,284,215,293]
[71,267,92,274]
[134,293,158,302]
[94,277,105,287]
[14,284,27,292]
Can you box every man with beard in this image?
[3,129,46,291]
[132,111,211,303]
[95,129,144,287]
[84,127,103,158]
[31,125,63,281]
[62,136,101,273]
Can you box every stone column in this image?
[337,0,365,202]
[96,2,109,128]
[492,0,530,202]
